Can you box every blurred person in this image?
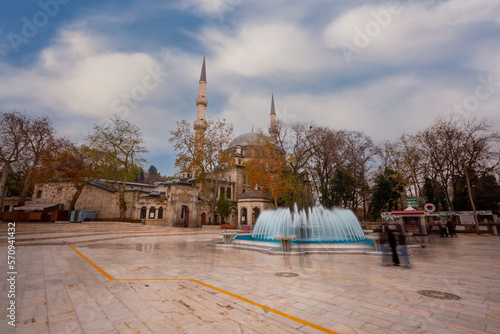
[447,219,457,237]
[437,219,448,237]
[377,224,390,266]
[397,231,411,268]
[387,229,400,266]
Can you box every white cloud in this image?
[201,21,333,78]
[324,0,500,66]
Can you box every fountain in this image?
[251,204,366,244]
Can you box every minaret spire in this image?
[193,55,208,176]
[200,53,207,83]
[269,93,278,144]
[270,93,276,115]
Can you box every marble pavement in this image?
[1,222,500,333]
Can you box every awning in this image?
[391,210,425,215]
[14,203,60,212]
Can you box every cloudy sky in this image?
[1,0,499,176]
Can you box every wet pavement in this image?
[1,223,500,333]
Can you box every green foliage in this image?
[216,192,231,218]
[421,177,447,210]
[369,168,404,219]
[330,167,358,208]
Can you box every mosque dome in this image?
[230,132,260,148]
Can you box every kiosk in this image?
[389,207,428,236]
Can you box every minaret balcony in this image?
[195,96,208,107]
[193,119,208,130]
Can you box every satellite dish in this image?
[424,203,436,213]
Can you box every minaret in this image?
[193,56,208,173]
[269,94,278,144]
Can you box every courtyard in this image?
[1,222,500,334]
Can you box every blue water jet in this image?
[251,204,366,244]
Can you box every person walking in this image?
[377,224,390,266]
[447,219,457,237]
[387,229,400,266]
[398,231,411,268]
[438,219,448,237]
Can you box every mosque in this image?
[28,56,276,227]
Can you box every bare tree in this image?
[170,118,234,222]
[17,116,56,206]
[0,111,29,213]
[86,115,147,221]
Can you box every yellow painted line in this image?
[68,244,339,334]
[67,244,115,281]
[190,278,339,334]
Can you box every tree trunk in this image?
[69,184,85,212]
[0,163,11,214]
[119,182,127,221]
[18,168,34,207]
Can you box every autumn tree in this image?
[32,140,99,212]
[245,133,288,207]
[169,118,234,221]
[86,115,147,221]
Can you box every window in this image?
[37,190,42,198]
[181,206,185,219]
[140,207,147,219]
[220,187,225,197]
[158,207,164,219]
[149,207,156,219]
[227,187,231,199]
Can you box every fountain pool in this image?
[249,204,366,244]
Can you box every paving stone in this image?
[1,223,500,333]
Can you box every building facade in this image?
[29,56,274,227]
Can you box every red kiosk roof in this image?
[391,210,425,215]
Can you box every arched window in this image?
[149,207,156,219]
[158,207,164,219]
[140,206,147,219]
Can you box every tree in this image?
[0,111,29,213]
[329,166,358,209]
[148,165,158,176]
[307,127,345,207]
[245,133,288,207]
[369,168,404,220]
[32,140,99,212]
[421,177,447,211]
[216,192,231,222]
[274,121,319,208]
[86,115,147,221]
[170,118,234,222]
[17,115,56,206]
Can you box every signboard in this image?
[455,226,465,231]
[460,215,474,225]
[405,198,418,209]
[424,203,436,213]
[446,211,453,216]
[479,226,488,231]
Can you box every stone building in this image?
[29,56,274,227]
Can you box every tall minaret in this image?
[193,56,208,171]
[269,94,278,144]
